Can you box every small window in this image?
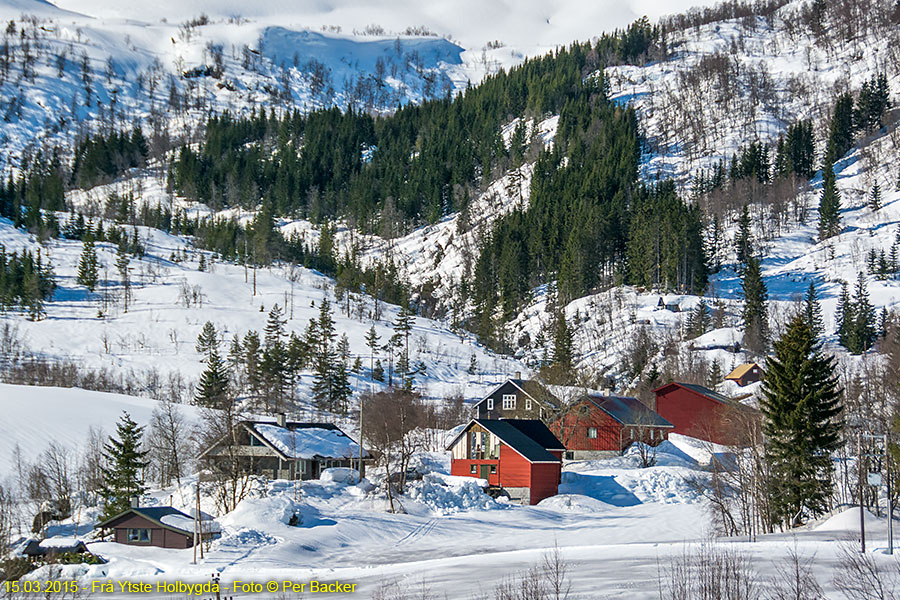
[470,464,477,474]
[490,465,497,474]
[587,427,598,439]
[486,398,494,411]
[127,528,150,543]
[502,394,516,410]
[525,398,532,410]
[650,429,655,440]
[250,435,263,447]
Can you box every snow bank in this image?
[815,507,881,532]
[320,467,359,483]
[537,494,610,513]
[404,473,501,515]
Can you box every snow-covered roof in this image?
[160,514,221,533]
[253,424,367,460]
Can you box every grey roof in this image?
[475,419,561,463]
[97,506,193,535]
[510,379,562,408]
[585,395,673,428]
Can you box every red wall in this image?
[450,458,500,486]
[553,409,623,451]
[450,444,561,505]
[655,386,730,445]
[529,462,561,505]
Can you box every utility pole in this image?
[193,482,199,564]
[886,432,893,555]
[859,431,866,553]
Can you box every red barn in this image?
[447,419,564,505]
[554,395,674,459]
[653,382,758,445]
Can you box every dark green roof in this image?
[475,419,561,463]
[678,383,735,405]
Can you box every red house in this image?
[447,419,564,505]
[653,382,758,445]
[554,395,674,460]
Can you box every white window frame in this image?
[587,427,598,439]
[525,397,532,410]
[486,398,494,410]
[502,394,516,410]
[127,528,150,543]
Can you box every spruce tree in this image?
[364,325,380,383]
[818,162,841,240]
[331,333,353,411]
[393,304,414,388]
[869,181,882,211]
[115,240,131,312]
[262,304,288,408]
[195,321,218,357]
[311,299,337,408]
[760,314,842,527]
[77,236,100,292]
[803,281,824,339]
[99,412,150,520]
[851,274,877,354]
[740,255,769,352]
[551,310,574,371]
[735,204,754,268]
[194,347,229,408]
[835,281,855,349]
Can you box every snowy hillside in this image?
[0,215,527,403]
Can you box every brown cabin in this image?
[724,363,763,387]
[474,377,562,421]
[96,507,215,549]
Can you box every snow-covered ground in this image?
[0,214,527,406]
[13,415,898,599]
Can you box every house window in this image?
[486,398,494,411]
[127,528,150,543]
[525,398,532,410]
[490,465,497,474]
[250,435,263,447]
[587,427,598,439]
[470,464,477,474]
[649,429,655,440]
[502,394,516,410]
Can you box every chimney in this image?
[276,413,286,427]
[515,371,521,380]
[130,495,139,509]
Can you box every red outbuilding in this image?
[653,382,758,446]
[554,395,674,460]
[447,419,564,505]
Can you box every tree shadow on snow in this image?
[558,474,641,507]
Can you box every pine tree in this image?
[364,325,380,383]
[851,274,877,354]
[77,236,100,292]
[760,314,842,527]
[393,303,414,388]
[196,321,218,358]
[194,347,230,408]
[735,204,753,268]
[331,333,353,412]
[740,256,769,353]
[835,281,855,349]
[869,181,882,211]
[468,354,478,375]
[818,162,841,240]
[803,281,824,339]
[551,310,574,371]
[262,304,288,408]
[707,359,723,388]
[99,412,150,520]
[311,298,337,409]
[243,330,263,400]
[687,299,711,338]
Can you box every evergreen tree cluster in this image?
[0,149,65,232]
[836,275,878,354]
[0,244,55,318]
[171,42,612,231]
[71,127,149,189]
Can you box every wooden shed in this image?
[554,395,674,459]
[653,382,759,446]
[96,507,216,549]
[447,419,564,505]
[724,363,763,387]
